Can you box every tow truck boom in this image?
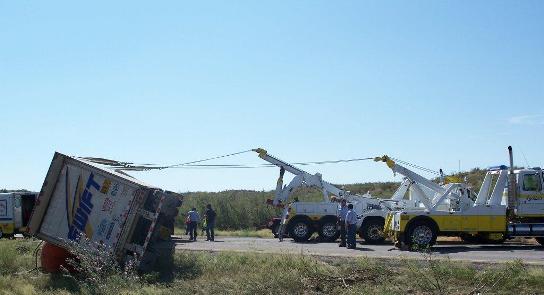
[253,148,347,206]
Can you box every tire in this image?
[535,237,544,246]
[0,230,3,239]
[288,218,313,242]
[318,218,339,242]
[360,218,385,244]
[405,220,437,249]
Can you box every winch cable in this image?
[81,150,438,175]
[78,150,252,171]
[390,157,439,175]
[158,149,255,169]
[166,157,376,169]
[79,149,255,171]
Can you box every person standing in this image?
[184,215,191,236]
[204,204,217,241]
[337,199,348,247]
[187,207,200,241]
[345,203,358,249]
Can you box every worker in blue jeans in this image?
[345,203,357,249]
[204,204,216,241]
[187,207,200,241]
[337,199,348,247]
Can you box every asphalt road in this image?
[174,236,544,265]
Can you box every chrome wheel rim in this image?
[367,224,383,241]
[293,223,309,237]
[321,223,337,238]
[412,225,432,245]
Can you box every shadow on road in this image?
[349,247,374,252]
[432,245,543,254]
[172,236,226,243]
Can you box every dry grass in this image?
[0,239,543,294]
[174,227,274,238]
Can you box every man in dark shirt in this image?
[205,204,217,241]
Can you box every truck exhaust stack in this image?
[507,146,517,214]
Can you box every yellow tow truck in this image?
[377,146,544,248]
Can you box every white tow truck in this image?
[377,146,544,249]
[254,148,409,243]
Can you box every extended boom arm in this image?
[254,148,347,206]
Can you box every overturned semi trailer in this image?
[28,152,183,272]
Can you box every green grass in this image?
[1,239,543,294]
[214,229,273,238]
[174,227,274,238]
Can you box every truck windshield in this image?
[522,173,542,192]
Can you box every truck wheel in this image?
[318,218,339,242]
[360,219,385,244]
[288,218,312,242]
[406,220,437,249]
[535,237,544,246]
[0,230,2,239]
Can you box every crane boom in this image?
[253,148,347,206]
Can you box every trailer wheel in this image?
[406,220,437,249]
[288,217,313,242]
[535,237,544,246]
[318,217,339,242]
[360,218,385,244]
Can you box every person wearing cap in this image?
[204,204,217,241]
[345,203,358,249]
[337,199,348,247]
[187,207,200,241]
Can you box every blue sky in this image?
[1,1,543,192]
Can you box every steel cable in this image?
[81,150,437,174]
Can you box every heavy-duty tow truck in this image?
[254,148,411,243]
[377,146,544,249]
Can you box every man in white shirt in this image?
[337,199,348,247]
[345,203,357,249]
[187,207,200,241]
